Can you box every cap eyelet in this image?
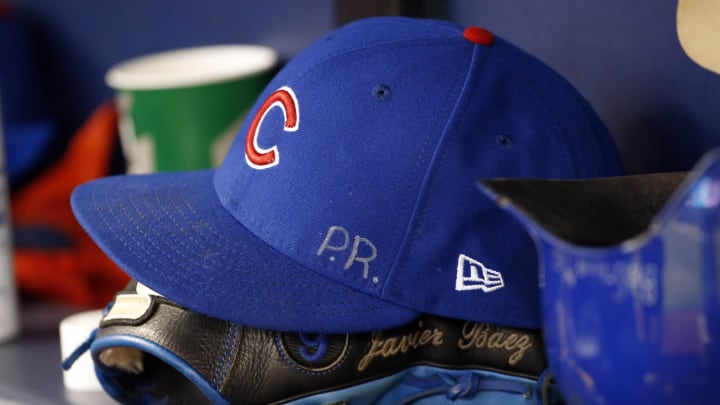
[496,134,514,148]
[372,84,391,100]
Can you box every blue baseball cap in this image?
[71,17,623,333]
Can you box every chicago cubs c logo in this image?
[245,86,299,169]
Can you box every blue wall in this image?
[448,0,720,174]
[3,0,719,175]
[7,0,334,147]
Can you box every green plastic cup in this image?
[106,45,278,173]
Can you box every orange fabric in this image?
[10,101,130,307]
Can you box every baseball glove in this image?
[64,280,562,404]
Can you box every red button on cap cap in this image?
[463,26,494,46]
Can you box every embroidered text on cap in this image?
[245,86,300,169]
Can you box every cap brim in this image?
[71,170,418,333]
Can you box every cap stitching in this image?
[383,41,485,303]
[381,37,538,324]
[159,183,382,294]
[92,180,398,313]
[94,183,225,298]
[381,53,476,296]
[177,186,365,295]
[150,182,299,285]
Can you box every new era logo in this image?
[455,254,505,292]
